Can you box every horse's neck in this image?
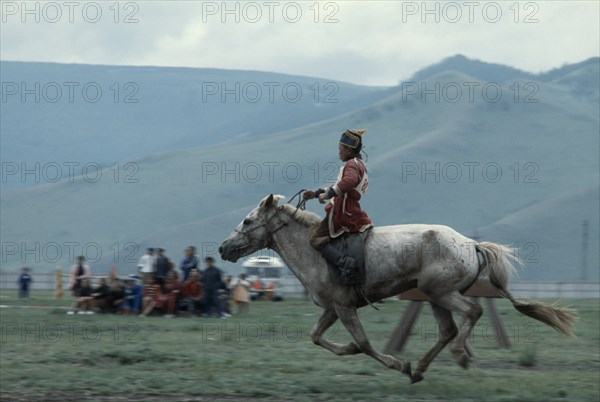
[269,219,325,288]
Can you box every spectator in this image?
[91,277,110,312]
[17,267,33,299]
[180,269,202,316]
[155,270,180,318]
[67,278,94,314]
[266,281,276,301]
[138,247,155,284]
[180,246,199,281]
[232,273,250,314]
[140,275,161,317]
[218,288,230,316]
[220,275,233,315]
[224,275,233,288]
[251,278,264,301]
[122,276,143,316]
[201,257,226,318]
[69,256,90,297]
[155,248,170,290]
[106,279,126,313]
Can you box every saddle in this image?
[326,230,371,286]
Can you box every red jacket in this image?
[325,157,373,238]
[182,280,202,298]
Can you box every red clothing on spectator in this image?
[144,284,161,300]
[155,280,180,309]
[182,280,202,298]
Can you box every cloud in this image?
[1,1,598,85]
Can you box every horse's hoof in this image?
[347,343,362,354]
[458,354,470,369]
[402,361,412,378]
[411,371,424,384]
[452,350,470,369]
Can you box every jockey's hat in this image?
[340,129,367,149]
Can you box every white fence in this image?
[1,271,69,290]
[1,271,598,298]
[507,281,600,298]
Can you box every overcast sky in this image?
[1,1,599,86]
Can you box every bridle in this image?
[231,189,307,252]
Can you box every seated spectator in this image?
[232,274,250,314]
[67,278,94,314]
[266,281,276,301]
[122,276,143,315]
[140,275,161,317]
[91,277,111,312]
[180,269,202,316]
[155,270,180,318]
[265,281,283,301]
[106,279,127,313]
[250,278,265,301]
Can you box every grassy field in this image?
[0,291,598,402]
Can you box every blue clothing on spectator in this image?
[18,273,32,298]
[202,266,224,317]
[155,255,170,279]
[202,266,222,291]
[180,255,199,281]
[122,283,143,313]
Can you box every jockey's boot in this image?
[321,244,357,273]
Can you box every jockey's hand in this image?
[303,190,315,200]
[318,193,329,204]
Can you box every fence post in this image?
[55,267,64,299]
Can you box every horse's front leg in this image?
[311,309,362,355]
[335,306,412,379]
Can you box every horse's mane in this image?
[280,204,322,228]
[259,194,322,228]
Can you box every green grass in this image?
[1,291,599,401]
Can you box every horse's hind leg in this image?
[411,303,458,383]
[433,291,483,369]
[335,306,412,379]
[311,309,362,355]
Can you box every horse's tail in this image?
[475,242,577,338]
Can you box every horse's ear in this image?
[263,194,275,208]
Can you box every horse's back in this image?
[369,223,474,244]
[362,223,480,298]
[365,223,478,270]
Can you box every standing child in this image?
[233,274,250,314]
[17,267,32,299]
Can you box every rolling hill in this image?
[0,61,392,189]
[1,57,598,281]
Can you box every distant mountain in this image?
[0,61,393,189]
[538,57,600,82]
[1,57,598,281]
[409,54,600,84]
[409,54,535,83]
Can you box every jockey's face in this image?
[338,143,354,161]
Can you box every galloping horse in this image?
[219,194,576,383]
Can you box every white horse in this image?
[219,194,576,383]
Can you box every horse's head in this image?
[219,194,284,263]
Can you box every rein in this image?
[232,189,308,251]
